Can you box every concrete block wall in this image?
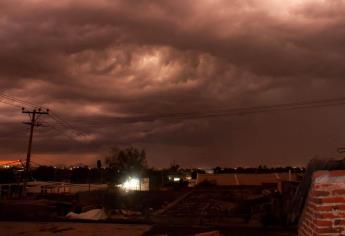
[299,170,345,235]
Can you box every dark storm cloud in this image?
[1,0,345,167]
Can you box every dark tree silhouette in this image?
[168,160,180,172]
[105,146,147,181]
[97,160,102,169]
[33,166,56,181]
[71,167,89,183]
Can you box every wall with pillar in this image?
[299,170,345,235]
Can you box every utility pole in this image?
[22,108,49,193]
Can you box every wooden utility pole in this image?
[22,108,49,191]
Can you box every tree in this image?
[168,160,180,172]
[97,160,102,169]
[214,166,222,174]
[105,146,147,181]
[71,167,89,183]
[105,147,121,169]
[33,166,56,181]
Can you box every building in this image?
[196,172,299,187]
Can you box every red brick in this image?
[306,206,314,212]
[304,218,313,225]
[316,212,345,219]
[316,227,343,234]
[305,209,312,216]
[311,198,322,204]
[332,189,345,196]
[305,218,313,226]
[315,205,333,211]
[319,233,328,236]
[301,225,314,235]
[298,171,345,235]
[317,234,342,236]
[315,220,332,227]
[333,205,345,211]
[329,170,345,177]
[315,204,345,211]
[313,171,329,179]
[320,197,345,204]
[334,219,345,225]
[302,222,312,230]
[313,191,330,197]
[307,202,316,208]
[299,227,310,236]
[314,184,333,190]
[332,205,345,211]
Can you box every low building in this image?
[196,172,299,187]
[119,177,150,191]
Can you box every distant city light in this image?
[173,177,180,182]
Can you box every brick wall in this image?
[299,170,345,235]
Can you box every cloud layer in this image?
[1,0,345,167]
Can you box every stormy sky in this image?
[1,0,345,168]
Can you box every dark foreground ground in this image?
[146,225,297,236]
[0,186,299,235]
[0,222,151,236]
[0,221,297,236]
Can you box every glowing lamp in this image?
[122,177,140,191]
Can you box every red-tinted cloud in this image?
[1,0,345,167]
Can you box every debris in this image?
[195,231,221,236]
[120,209,142,217]
[66,208,107,220]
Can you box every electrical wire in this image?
[0,99,23,108]
[3,91,345,128]
[0,93,41,109]
[70,97,345,126]
[0,92,84,136]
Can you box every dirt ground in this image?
[0,222,152,236]
[0,221,297,236]
[145,225,297,236]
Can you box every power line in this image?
[0,93,41,109]
[0,92,84,136]
[70,96,345,126]
[45,123,79,141]
[5,91,345,127]
[48,112,85,136]
[0,98,23,108]
[4,91,345,129]
[22,108,49,193]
